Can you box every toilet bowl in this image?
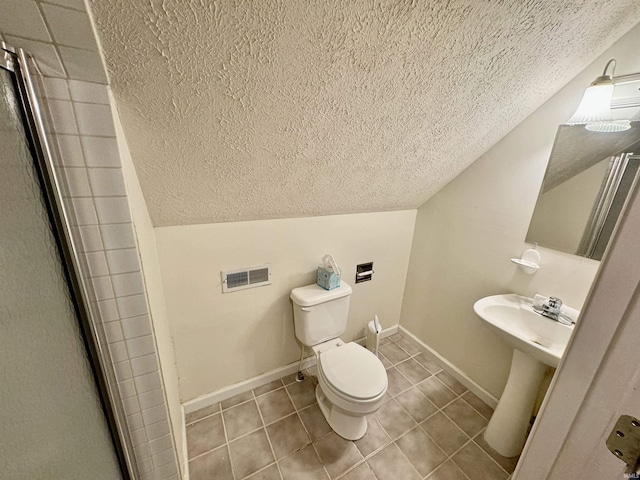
[313,340,387,440]
[290,280,388,440]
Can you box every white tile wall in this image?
[4,1,107,83]
[69,197,98,225]
[91,276,115,300]
[100,223,136,249]
[54,135,84,166]
[44,0,86,11]
[48,100,78,134]
[81,136,121,166]
[5,35,66,77]
[3,3,181,477]
[37,82,180,478]
[68,79,110,103]
[74,102,116,136]
[1,0,51,42]
[42,77,70,99]
[40,4,99,51]
[106,248,140,274]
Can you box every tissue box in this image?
[317,267,341,290]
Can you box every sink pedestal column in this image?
[484,349,546,458]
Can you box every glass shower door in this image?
[0,66,124,478]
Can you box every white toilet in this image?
[290,281,388,440]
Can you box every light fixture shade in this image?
[567,83,615,125]
[585,120,631,132]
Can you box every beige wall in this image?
[155,210,416,402]
[113,102,185,476]
[400,24,640,398]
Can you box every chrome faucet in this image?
[534,296,575,325]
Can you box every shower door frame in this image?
[1,43,134,479]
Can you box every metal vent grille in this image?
[222,264,271,293]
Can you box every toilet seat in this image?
[318,342,387,401]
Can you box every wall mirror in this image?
[526,123,640,260]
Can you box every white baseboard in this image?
[398,326,498,408]
[183,326,398,414]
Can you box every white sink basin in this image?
[474,294,574,367]
[473,293,578,457]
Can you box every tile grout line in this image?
[390,335,507,479]
[186,333,510,479]
[216,406,237,480]
[282,378,331,479]
[251,388,285,480]
[470,429,513,477]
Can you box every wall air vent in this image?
[221,264,272,293]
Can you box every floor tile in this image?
[395,336,422,355]
[339,462,377,480]
[298,404,332,441]
[474,432,519,473]
[354,416,391,458]
[254,379,284,397]
[188,444,233,480]
[420,411,469,456]
[186,403,220,424]
[281,373,300,386]
[245,463,282,479]
[386,367,412,396]
[415,376,457,408]
[256,387,296,425]
[452,442,508,480]
[396,427,448,477]
[278,444,328,480]
[442,398,488,437]
[436,371,468,395]
[378,353,393,369]
[223,399,263,441]
[412,353,442,374]
[388,333,403,342]
[366,443,421,480]
[425,459,470,480]
[229,429,275,479]
[267,413,311,459]
[375,399,417,440]
[314,431,363,478]
[379,343,410,365]
[302,369,319,384]
[286,378,317,410]
[461,391,494,420]
[395,387,438,422]
[186,413,226,459]
[221,390,254,410]
[395,358,431,384]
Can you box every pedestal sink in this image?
[473,294,576,457]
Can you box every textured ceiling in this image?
[89,0,640,226]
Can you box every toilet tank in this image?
[290,282,352,346]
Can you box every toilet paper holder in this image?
[356,262,374,283]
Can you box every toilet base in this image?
[316,384,368,441]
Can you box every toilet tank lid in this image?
[290,282,352,307]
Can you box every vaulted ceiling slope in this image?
[90,0,640,226]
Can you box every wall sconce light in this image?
[567,59,640,133]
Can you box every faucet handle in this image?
[548,297,563,310]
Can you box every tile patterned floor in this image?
[185,333,519,480]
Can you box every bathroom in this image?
[2,1,640,479]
